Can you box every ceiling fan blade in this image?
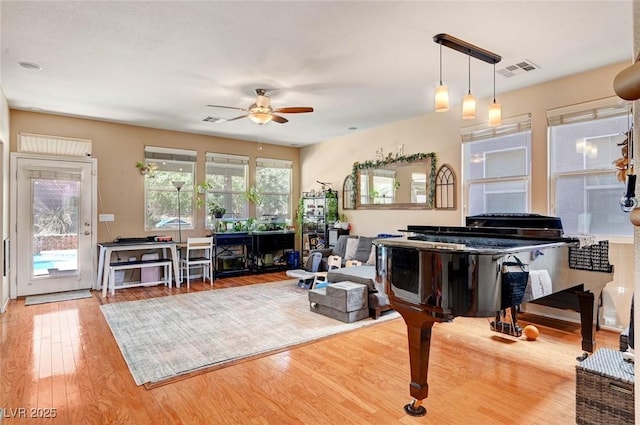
[271,114,289,124]
[206,105,247,112]
[273,107,314,114]
[225,114,249,122]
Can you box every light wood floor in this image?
[0,272,620,425]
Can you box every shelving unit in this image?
[300,190,339,260]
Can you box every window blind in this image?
[256,157,292,169]
[144,146,197,162]
[460,114,532,143]
[19,133,92,157]
[547,96,629,127]
[205,152,249,165]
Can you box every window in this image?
[256,157,292,219]
[461,115,532,216]
[548,97,632,237]
[144,146,196,230]
[204,153,248,226]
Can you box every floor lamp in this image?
[171,181,185,243]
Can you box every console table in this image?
[96,241,180,295]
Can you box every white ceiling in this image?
[0,1,634,147]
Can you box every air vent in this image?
[497,59,540,78]
[203,116,226,123]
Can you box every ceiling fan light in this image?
[435,85,449,112]
[462,93,476,120]
[488,101,502,126]
[249,112,273,125]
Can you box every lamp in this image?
[462,55,476,120]
[172,181,185,243]
[435,42,449,112]
[488,63,502,126]
[249,111,273,125]
[433,33,501,123]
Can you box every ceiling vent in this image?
[497,60,540,78]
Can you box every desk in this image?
[96,241,180,296]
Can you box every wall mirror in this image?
[352,152,437,210]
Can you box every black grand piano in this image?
[373,214,614,416]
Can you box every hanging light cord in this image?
[493,63,497,103]
[439,43,443,85]
[467,55,471,95]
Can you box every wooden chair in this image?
[179,237,214,288]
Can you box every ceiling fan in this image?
[206,88,314,125]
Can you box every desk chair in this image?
[179,237,214,288]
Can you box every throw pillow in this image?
[333,235,350,258]
[353,237,374,263]
[344,237,359,260]
[366,245,376,265]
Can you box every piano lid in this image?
[406,213,566,241]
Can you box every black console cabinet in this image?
[252,231,295,273]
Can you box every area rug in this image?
[100,279,399,387]
[24,289,93,306]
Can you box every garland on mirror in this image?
[350,152,437,208]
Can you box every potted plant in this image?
[339,213,350,230]
[208,201,226,218]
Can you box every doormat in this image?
[24,289,93,306]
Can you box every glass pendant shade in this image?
[462,93,476,120]
[435,85,449,112]
[249,112,273,125]
[488,101,502,126]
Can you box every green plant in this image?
[195,182,212,209]
[326,192,338,223]
[135,161,158,177]
[208,201,226,218]
[245,185,262,205]
[340,213,348,222]
[296,197,305,236]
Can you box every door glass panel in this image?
[32,178,79,277]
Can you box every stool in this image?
[308,281,368,323]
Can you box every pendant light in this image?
[435,43,449,112]
[462,54,476,120]
[488,63,502,126]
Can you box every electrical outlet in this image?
[99,214,115,222]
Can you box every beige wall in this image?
[301,61,635,330]
[8,111,300,243]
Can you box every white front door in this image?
[12,154,96,297]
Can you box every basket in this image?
[576,348,634,425]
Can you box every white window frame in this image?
[204,153,249,226]
[256,157,293,219]
[547,97,632,240]
[461,114,532,218]
[143,146,196,231]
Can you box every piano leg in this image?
[396,306,437,417]
[576,290,596,353]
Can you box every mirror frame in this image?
[351,152,437,210]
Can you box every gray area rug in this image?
[100,280,398,386]
[25,289,93,306]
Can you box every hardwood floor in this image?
[0,272,620,424]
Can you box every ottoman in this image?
[308,281,368,323]
[576,347,634,424]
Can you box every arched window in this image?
[342,175,355,210]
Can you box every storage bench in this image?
[105,259,172,296]
[576,347,634,425]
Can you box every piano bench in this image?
[576,348,634,425]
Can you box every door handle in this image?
[84,231,91,235]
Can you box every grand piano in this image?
[373,214,614,416]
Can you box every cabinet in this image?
[300,191,339,258]
[213,233,252,278]
[252,231,295,273]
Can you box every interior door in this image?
[13,155,96,296]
